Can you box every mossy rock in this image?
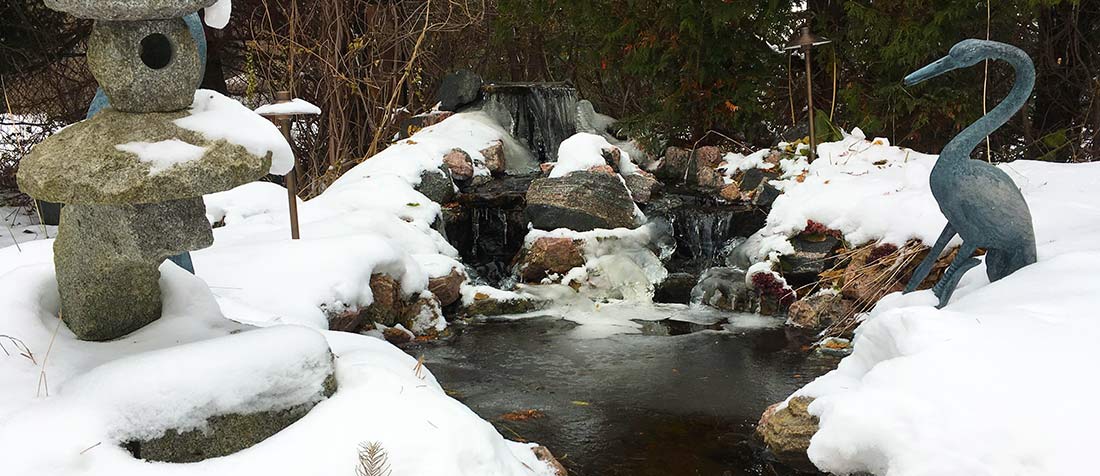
[127,372,337,462]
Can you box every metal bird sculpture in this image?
[903,39,1037,308]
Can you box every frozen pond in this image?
[405,310,838,475]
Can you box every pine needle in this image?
[356,441,392,476]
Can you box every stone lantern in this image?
[18,0,273,341]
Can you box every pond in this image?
[404,309,838,476]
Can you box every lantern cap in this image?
[784,26,831,51]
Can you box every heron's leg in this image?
[933,242,980,309]
[905,223,956,293]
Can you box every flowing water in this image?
[405,312,837,476]
[479,83,579,164]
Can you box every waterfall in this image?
[665,200,766,274]
[478,83,578,164]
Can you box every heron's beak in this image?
[904,55,956,86]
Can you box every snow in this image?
[1,205,55,251]
[255,98,322,117]
[719,148,774,175]
[204,0,232,29]
[191,112,520,333]
[550,132,639,178]
[116,139,207,175]
[204,181,300,226]
[0,246,556,476]
[764,134,1100,475]
[176,89,294,175]
[64,325,334,441]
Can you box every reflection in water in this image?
[404,314,837,476]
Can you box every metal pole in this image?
[804,47,816,163]
[274,91,301,240]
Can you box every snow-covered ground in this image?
[760,131,1100,475]
[0,111,559,475]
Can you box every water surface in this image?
[406,312,837,476]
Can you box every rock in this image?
[428,269,466,307]
[623,172,662,204]
[786,292,853,332]
[526,170,638,232]
[780,234,843,290]
[517,237,586,283]
[18,107,270,205]
[719,183,742,201]
[460,293,546,317]
[755,397,819,473]
[539,162,556,176]
[44,0,216,20]
[532,446,569,476]
[654,146,692,182]
[54,197,213,341]
[443,148,474,180]
[654,272,698,304]
[382,326,414,345]
[329,274,445,334]
[119,327,337,463]
[693,146,726,190]
[437,69,484,112]
[690,267,755,311]
[88,18,202,112]
[752,180,782,209]
[601,146,622,172]
[480,140,507,175]
[415,166,456,204]
[587,164,617,176]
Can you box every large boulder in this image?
[755,397,820,473]
[526,170,638,232]
[516,236,586,282]
[437,69,483,112]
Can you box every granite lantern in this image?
[18,0,272,341]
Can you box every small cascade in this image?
[661,195,767,275]
[443,175,536,286]
[479,82,578,163]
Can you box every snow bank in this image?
[0,246,556,476]
[771,137,1100,474]
[191,112,519,332]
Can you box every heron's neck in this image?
[939,46,1035,167]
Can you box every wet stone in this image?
[54,197,213,341]
[44,0,217,20]
[88,18,202,112]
